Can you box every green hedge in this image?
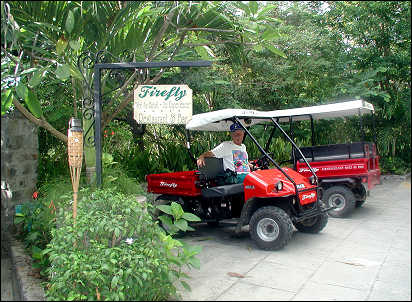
[45,188,199,301]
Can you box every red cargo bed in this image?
[146,170,202,196]
[295,142,380,190]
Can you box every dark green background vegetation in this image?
[2,1,410,185]
[2,2,410,300]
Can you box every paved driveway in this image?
[179,176,411,301]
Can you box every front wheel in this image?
[323,186,355,218]
[249,206,293,250]
[293,213,328,233]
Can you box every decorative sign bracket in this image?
[88,59,211,187]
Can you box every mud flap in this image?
[362,183,370,197]
[235,196,335,233]
[292,203,336,223]
[234,203,250,236]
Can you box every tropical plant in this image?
[45,188,202,301]
[14,178,74,277]
[3,1,410,184]
[156,201,202,236]
[322,1,411,172]
[1,1,286,178]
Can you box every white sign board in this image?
[134,85,192,124]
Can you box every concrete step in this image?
[2,232,44,301]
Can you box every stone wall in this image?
[1,110,38,232]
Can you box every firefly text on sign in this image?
[134,84,193,125]
[137,85,187,102]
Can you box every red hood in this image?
[243,168,318,205]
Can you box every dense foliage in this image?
[15,165,201,300]
[4,1,411,300]
[14,159,146,278]
[45,188,200,301]
[2,1,410,180]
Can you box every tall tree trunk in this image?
[392,136,396,157]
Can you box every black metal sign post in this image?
[93,60,212,187]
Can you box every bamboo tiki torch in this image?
[67,118,83,223]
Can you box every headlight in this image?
[275,181,283,191]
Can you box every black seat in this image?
[201,183,244,198]
[198,157,244,197]
[198,157,224,180]
[297,142,372,162]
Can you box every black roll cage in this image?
[92,60,212,187]
[185,115,320,205]
[264,111,378,163]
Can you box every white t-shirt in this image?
[211,141,250,174]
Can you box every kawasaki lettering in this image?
[299,167,319,173]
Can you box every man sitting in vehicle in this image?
[197,122,252,183]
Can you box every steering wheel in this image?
[252,153,275,170]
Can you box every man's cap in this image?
[230,123,244,132]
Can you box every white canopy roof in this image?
[267,99,374,122]
[185,108,270,131]
[185,99,374,131]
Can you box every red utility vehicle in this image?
[146,109,332,250]
[267,99,381,217]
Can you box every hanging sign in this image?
[134,85,192,124]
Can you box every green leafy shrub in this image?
[37,136,71,188]
[14,199,54,278]
[156,201,201,236]
[14,178,75,277]
[118,148,162,181]
[381,156,410,175]
[45,188,201,301]
[102,120,134,161]
[157,141,194,173]
[14,164,146,283]
[102,152,145,195]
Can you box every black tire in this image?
[323,186,356,218]
[207,220,220,227]
[293,212,328,233]
[249,206,293,250]
[355,185,367,208]
[355,200,366,208]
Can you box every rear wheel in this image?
[249,206,293,250]
[207,220,220,227]
[323,186,355,218]
[293,213,328,233]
